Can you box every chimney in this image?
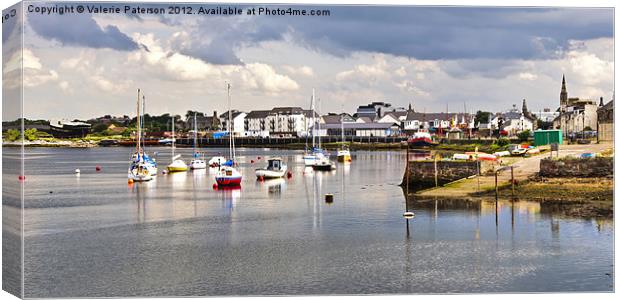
[599,97,604,106]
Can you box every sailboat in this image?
[337,112,352,163]
[166,116,189,172]
[311,95,336,171]
[189,113,207,170]
[128,89,155,182]
[303,89,328,166]
[215,83,242,186]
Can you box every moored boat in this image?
[407,131,436,147]
[255,157,288,179]
[166,116,188,172]
[215,83,242,186]
[128,89,156,182]
[312,156,336,171]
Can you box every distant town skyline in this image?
[2,2,614,120]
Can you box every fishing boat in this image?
[128,89,155,182]
[303,89,329,166]
[166,116,188,172]
[215,83,242,186]
[189,113,207,170]
[255,157,288,179]
[407,131,436,147]
[337,112,352,163]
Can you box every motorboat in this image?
[337,149,351,162]
[255,157,288,179]
[407,131,436,147]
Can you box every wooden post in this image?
[494,170,498,201]
[476,159,480,191]
[434,155,438,188]
[511,166,515,198]
[405,145,410,197]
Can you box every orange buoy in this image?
[128,178,134,184]
[95,165,101,171]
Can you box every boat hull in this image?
[255,169,286,179]
[189,160,207,170]
[407,137,436,147]
[216,176,242,186]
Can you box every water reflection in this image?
[18,147,613,296]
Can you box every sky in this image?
[2,2,615,120]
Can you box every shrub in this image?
[517,130,531,142]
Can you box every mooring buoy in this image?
[325,193,334,203]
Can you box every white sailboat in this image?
[128,89,154,182]
[189,113,207,170]
[215,83,242,186]
[337,112,352,163]
[166,116,189,172]
[303,89,328,166]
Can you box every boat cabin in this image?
[267,158,284,170]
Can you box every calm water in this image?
[8,147,613,297]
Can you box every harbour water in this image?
[8,147,613,296]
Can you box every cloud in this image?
[282,65,315,77]
[28,13,139,51]
[128,33,298,94]
[3,49,59,89]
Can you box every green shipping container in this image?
[534,130,563,146]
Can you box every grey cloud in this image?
[28,13,139,51]
[169,5,612,64]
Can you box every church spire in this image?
[522,98,529,114]
[560,74,568,107]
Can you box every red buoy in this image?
[287,171,293,179]
[258,176,265,182]
[257,156,261,160]
[251,160,254,164]
[18,175,25,181]
[212,183,218,190]
[95,165,101,171]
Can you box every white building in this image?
[219,110,247,136]
[244,107,318,137]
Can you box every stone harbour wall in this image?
[539,157,613,177]
[403,160,480,188]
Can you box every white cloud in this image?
[128,33,299,94]
[518,72,538,81]
[3,49,59,88]
[282,65,315,77]
[58,81,73,94]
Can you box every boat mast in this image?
[136,89,141,155]
[194,112,198,153]
[311,89,316,149]
[317,96,321,149]
[142,94,146,152]
[227,82,234,161]
[341,110,345,147]
[171,115,175,159]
